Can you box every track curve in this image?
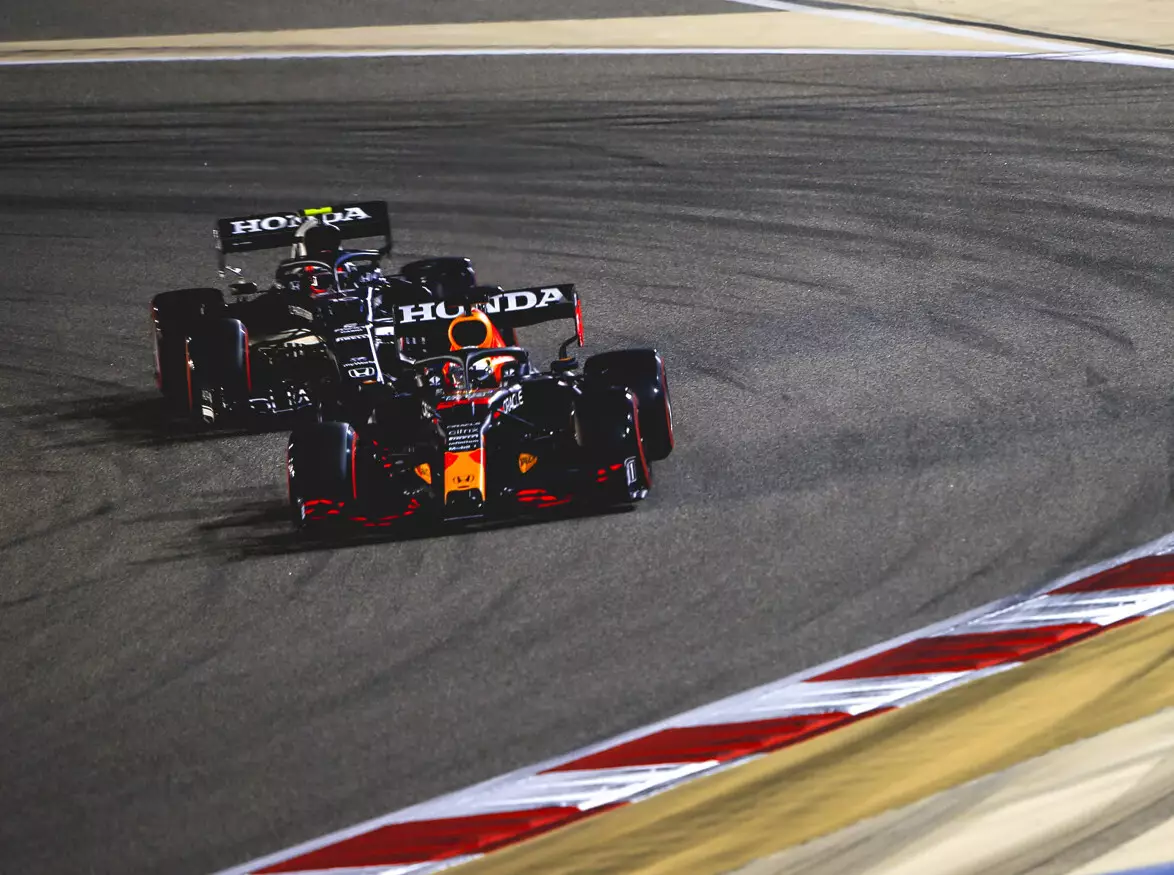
[2,52,1174,874]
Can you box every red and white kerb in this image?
[217,537,1174,875]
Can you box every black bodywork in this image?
[151,201,401,424]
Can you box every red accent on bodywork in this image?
[252,806,621,872]
[445,449,483,466]
[517,492,573,507]
[811,624,1101,680]
[546,712,855,771]
[1051,555,1174,593]
[575,295,585,347]
[516,487,572,507]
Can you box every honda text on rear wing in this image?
[214,200,392,276]
[392,283,585,361]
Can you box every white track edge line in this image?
[2,47,1174,69]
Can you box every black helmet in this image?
[303,222,343,259]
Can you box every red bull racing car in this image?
[286,282,674,532]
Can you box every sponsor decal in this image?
[228,205,372,236]
[346,365,377,379]
[397,287,571,324]
[413,463,432,484]
[444,422,482,453]
[499,391,521,415]
[518,452,538,474]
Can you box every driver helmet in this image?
[302,221,343,262]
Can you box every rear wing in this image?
[214,200,392,274]
[394,283,584,352]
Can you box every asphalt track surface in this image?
[2,47,1174,875]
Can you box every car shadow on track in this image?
[135,490,638,564]
[11,389,293,450]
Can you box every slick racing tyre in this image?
[575,386,650,502]
[399,257,476,300]
[150,288,224,409]
[287,421,358,531]
[186,317,250,424]
[584,348,674,461]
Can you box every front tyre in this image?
[575,387,650,503]
[584,348,674,461]
[287,421,358,531]
[186,317,250,425]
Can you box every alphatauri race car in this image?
[286,283,674,532]
[150,201,576,427]
[150,201,399,424]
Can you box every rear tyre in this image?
[584,349,674,461]
[575,387,650,503]
[287,421,357,531]
[187,317,250,424]
[399,257,476,300]
[151,288,224,408]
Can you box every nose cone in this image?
[444,448,485,505]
